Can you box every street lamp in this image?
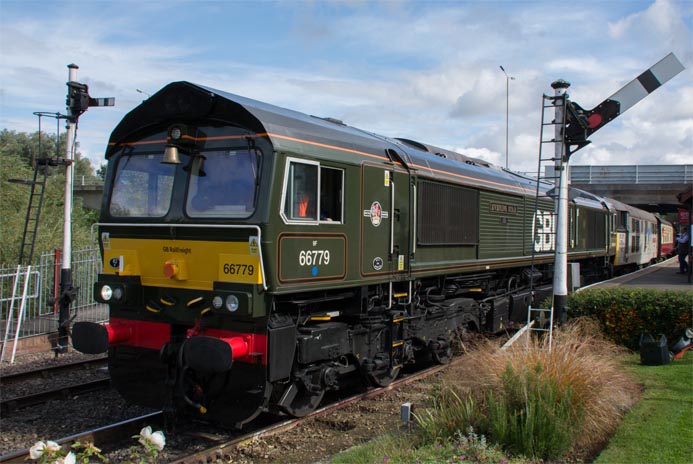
[499,66,515,169]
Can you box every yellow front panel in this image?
[102,238,262,289]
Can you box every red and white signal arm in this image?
[566,53,684,143]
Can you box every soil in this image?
[219,377,440,464]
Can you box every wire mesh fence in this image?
[0,247,106,348]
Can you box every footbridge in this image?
[549,164,692,214]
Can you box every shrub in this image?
[568,288,692,349]
[416,319,640,461]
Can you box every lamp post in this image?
[499,66,515,169]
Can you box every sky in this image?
[0,0,691,174]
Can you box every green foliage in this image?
[331,428,522,464]
[484,363,577,460]
[417,364,577,460]
[415,389,478,443]
[568,288,693,349]
[0,129,99,264]
[595,351,693,464]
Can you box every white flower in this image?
[149,429,166,451]
[55,451,76,464]
[45,441,61,453]
[29,441,46,459]
[138,425,166,451]
[29,440,61,459]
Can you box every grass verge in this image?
[594,350,693,464]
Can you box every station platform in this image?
[584,257,692,292]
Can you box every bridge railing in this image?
[567,164,693,184]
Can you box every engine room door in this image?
[360,164,409,278]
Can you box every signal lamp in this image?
[225,295,240,312]
[170,126,182,140]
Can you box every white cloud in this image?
[0,0,691,174]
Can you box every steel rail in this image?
[0,356,107,384]
[0,378,111,415]
[0,411,163,463]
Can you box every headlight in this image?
[100,285,113,301]
[212,296,223,309]
[225,295,240,312]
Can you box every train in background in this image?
[606,197,675,272]
[71,82,675,428]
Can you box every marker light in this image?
[100,285,113,301]
[170,126,182,140]
[112,287,124,301]
[225,295,240,312]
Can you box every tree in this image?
[0,130,99,264]
[96,163,107,181]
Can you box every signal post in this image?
[56,64,114,354]
[548,53,684,328]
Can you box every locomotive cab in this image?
[72,84,278,428]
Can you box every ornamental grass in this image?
[416,318,640,461]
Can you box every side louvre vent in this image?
[418,181,478,245]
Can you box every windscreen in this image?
[186,149,258,218]
[109,151,175,217]
[107,125,261,219]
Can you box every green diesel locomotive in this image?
[73,81,616,427]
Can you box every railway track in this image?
[0,356,107,385]
[1,356,110,414]
[170,362,450,463]
[0,362,449,463]
[0,378,112,415]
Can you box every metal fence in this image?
[1,247,106,355]
[545,164,693,185]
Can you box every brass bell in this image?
[162,144,181,164]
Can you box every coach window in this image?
[281,159,343,224]
[631,219,641,253]
[616,211,628,232]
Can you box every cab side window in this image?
[282,159,343,224]
[320,167,343,223]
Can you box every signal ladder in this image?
[10,112,67,265]
[524,92,571,349]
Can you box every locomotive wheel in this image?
[368,366,400,387]
[279,381,325,417]
[431,338,453,365]
[432,345,453,364]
